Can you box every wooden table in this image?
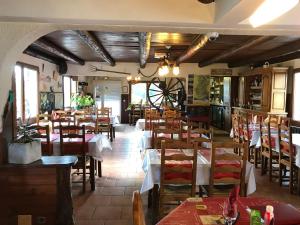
[157,197,300,225]
[0,156,77,225]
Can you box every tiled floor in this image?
[73,125,300,225]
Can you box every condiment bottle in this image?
[264,205,274,225]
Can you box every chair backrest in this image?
[162,109,177,119]
[52,115,75,133]
[279,117,293,162]
[103,107,112,116]
[232,112,240,143]
[132,191,146,225]
[77,117,96,133]
[59,125,86,156]
[160,140,198,197]
[28,124,51,155]
[187,127,213,148]
[144,108,160,131]
[36,114,51,126]
[260,115,279,150]
[153,127,182,149]
[209,141,248,196]
[239,112,250,143]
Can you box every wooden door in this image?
[261,73,271,112]
[270,70,288,112]
[121,94,129,124]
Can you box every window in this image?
[14,63,38,122]
[293,72,300,120]
[63,76,77,108]
[131,82,160,105]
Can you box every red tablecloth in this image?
[157,197,300,225]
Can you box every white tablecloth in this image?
[137,130,152,150]
[136,119,145,131]
[92,115,120,126]
[141,149,256,196]
[292,134,300,168]
[52,134,112,159]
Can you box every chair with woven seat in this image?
[36,113,51,126]
[77,117,96,133]
[153,127,182,149]
[159,140,198,218]
[260,115,280,182]
[208,141,248,197]
[59,125,93,193]
[132,191,146,225]
[130,104,142,125]
[187,127,213,148]
[278,117,298,193]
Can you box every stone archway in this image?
[0,22,60,131]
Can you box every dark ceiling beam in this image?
[75,30,115,66]
[176,32,218,64]
[198,0,214,3]
[24,46,62,66]
[198,36,275,67]
[228,38,300,68]
[254,51,300,67]
[138,32,152,68]
[33,38,85,65]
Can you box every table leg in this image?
[90,156,95,191]
[298,168,300,195]
[113,126,115,139]
[110,125,113,142]
[152,184,159,224]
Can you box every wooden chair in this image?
[144,108,160,131]
[153,127,182,149]
[36,114,51,126]
[159,140,198,218]
[187,127,213,148]
[77,117,96,133]
[130,104,142,125]
[28,124,51,155]
[132,191,146,225]
[96,108,111,138]
[162,109,177,119]
[208,141,248,197]
[260,115,280,182]
[232,112,240,154]
[278,117,298,193]
[52,115,75,134]
[103,107,112,116]
[59,125,91,193]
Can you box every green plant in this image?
[15,118,36,143]
[71,94,95,108]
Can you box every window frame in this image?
[14,62,39,124]
[63,76,78,109]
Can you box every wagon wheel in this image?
[147,77,186,110]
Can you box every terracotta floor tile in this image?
[110,196,132,206]
[93,206,122,219]
[121,206,133,219]
[99,187,126,196]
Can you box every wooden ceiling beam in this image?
[24,46,62,66]
[33,38,85,65]
[254,51,300,67]
[75,30,115,66]
[138,32,152,68]
[176,32,218,64]
[198,36,274,67]
[228,38,300,68]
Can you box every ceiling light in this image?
[172,64,180,76]
[126,75,132,81]
[249,0,299,28]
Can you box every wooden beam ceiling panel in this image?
[24,46,63,66]
[138,32,152,68]
[228,38,300,67]
[75,30,115,66]
[33,38,85,65]
[198,36,274,67]
[254,51,300,67]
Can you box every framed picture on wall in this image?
[122,86,128,93]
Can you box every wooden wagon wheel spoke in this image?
[168,80,180,91]
[149,93,162,98]
[152,95,163,104]
[169,87,182,93]
[149,88,162,92]
[167,78,173,90]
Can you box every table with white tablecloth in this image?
[141,149,256,196]
[135,119,146,131]
[53,134,112,159]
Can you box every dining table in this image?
[156,197,300,225]
[141,148,256,196]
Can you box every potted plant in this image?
[8,119,42,164]
[71,93,95,109]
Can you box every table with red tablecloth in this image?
[157,197,300,225]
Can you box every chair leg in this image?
[261,155,264,176]
[83,161,86,193]
[148,189,152,208]
[98,161,102,177]
[269,157,272,182]
[290,166,294,194]
[279,163,283,186]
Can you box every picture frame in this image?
[122,86,128,93]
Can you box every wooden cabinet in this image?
[244,67,288,113]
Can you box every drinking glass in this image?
[222,201,238,225]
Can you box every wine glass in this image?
[222,201,238,225]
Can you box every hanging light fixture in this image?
[249,0,299,28]
[172,63,180,76]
